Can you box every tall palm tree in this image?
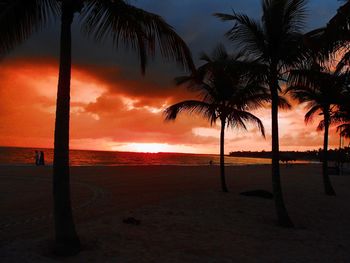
[165,45,266,193]
[0,0,194,255]
[215,0,307,227]
[287,61,348,195]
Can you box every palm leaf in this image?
[338,123,350,138]
[227,109,265,137]
[164,100,215,123]
[0,0,59,56]
[304,104,321,124]
[304,1,350,54]
[215,11,266,59]
[80,0,194,74]
[278,96,292,110]
[336,50,350,74]
[283,0,308,32]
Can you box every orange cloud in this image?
[0,58,344,154]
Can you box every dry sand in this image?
[1,164,350,262]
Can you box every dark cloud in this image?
[8,0,341,79]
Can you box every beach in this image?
[1,164,350,262]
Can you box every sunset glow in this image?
[0,0,345,154]
[113,143,176,153]
[0,58,344,154]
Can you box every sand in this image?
[1,164,350,262]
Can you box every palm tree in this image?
[304,1,350,75]
[302,1,350,172]
[304,0,350,55]
[287,61,348,195]
[0,0,194,255]
[165,45,266,193]
[215,0,307,227]
[335,87,350,140]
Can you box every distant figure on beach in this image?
[35,151,40,166]
[39,151,45,166]
[280,155,296,166]
[209,160,213,166]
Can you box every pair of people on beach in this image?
[35,151,45,166]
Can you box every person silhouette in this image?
[39,151,45,166]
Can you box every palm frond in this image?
[211,43,229,61]
[316,119,325,131]
[286,85,314,103]
[278,96,292,110]
[214,11,266,58]
[164,100,215,123]
[304,104,321,124]
[80,0,194,74]
[336,50,350,73]
[227,110,265,137]
[304,0,350,54]
[338,123,350,138]
[0,0,59,56]
[261,0,307,63]
[283,0,308,33]
[288,68,323,91]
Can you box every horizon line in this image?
[0,145,334,154]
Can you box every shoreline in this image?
[0,161,318,168]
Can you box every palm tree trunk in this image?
[322,110,336,195]
[53,1,80,255]
[220,118,228,192]
[271,81,293,227]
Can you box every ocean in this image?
[0,147,309,166]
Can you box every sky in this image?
[0,0,346,154]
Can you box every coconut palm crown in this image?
[165,45,267,193]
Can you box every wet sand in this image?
[1,164,350,262]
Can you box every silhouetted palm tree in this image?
[304,0,350,55]
[302,0,350,167]
[304,1,350,74]
[215,0,307,227]
[165,45,266,192]
[287,61,348,195]
[335,87,350,139]
[338,123,350,139]
[0,0,194,255]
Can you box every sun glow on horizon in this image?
[110,143,203,153]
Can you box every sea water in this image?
[0,147,310,166]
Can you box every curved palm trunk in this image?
[53,1,80,255]
[271,81,293,227]
[220,118,228,192]
[322,111,336,195]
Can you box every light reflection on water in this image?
[0,147,313,166]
